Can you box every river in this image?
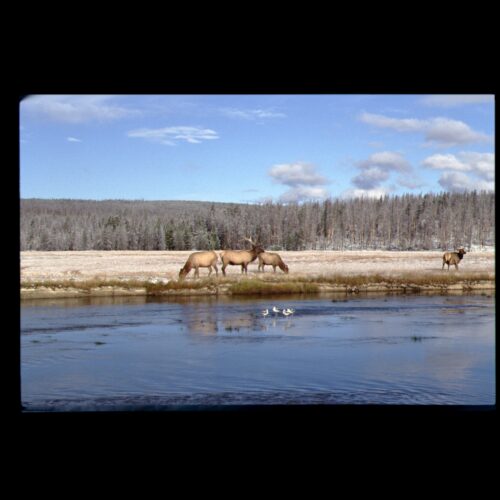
[20,293,495,410]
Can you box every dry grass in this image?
[20,250,494,297]
[21,270,494,296]
[229,279,319,295]
[258,270,494,286]
[20,249,494,281]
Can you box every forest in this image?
[20,191,495,252]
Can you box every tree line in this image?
[20,191,495,252]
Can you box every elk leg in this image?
[195,266,199,278]
[213,264,218,276]
[273,265,276,272]
[208,267,212,276]
[222,264,227,276]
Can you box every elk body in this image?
[258,251,289,273]
[179,251,219,279]
[442,248,466,270]
[220,238,264,276]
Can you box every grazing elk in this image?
[258,251,289,273]
[220,237,265,276]
[442,247,467,270]
[179,250,219,280]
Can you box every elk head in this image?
[244,237,264,254]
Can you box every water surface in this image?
[21,293,495,410]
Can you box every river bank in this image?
[21,250,495,299]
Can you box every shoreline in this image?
[21,279,495,300]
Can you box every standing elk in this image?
[220,237,265,276]
[179,250,219,280]
[442,247,467,270]
[258,251,289,273]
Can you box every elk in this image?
[179,250,219,280]
[258,251,289,273]
[220,237,265,276]
[442,247,467,270]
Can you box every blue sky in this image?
[20,94,494,203]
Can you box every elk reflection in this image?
[183,308,266,336]
[184,308,219,335]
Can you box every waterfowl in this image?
[272,306,280,313]
[282,309,292,316]
[261,309,269,317]
[285,308,295,315]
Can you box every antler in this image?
[243,237,255,245]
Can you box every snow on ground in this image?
[20,250,495,282]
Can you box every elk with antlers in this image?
[442,247,467,271]
[219,237,265,276]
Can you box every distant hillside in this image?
[20,192,495,251]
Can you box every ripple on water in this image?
[22,386,471,411]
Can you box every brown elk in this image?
[179,251,219,280]
[442,247,466,270]
[258,251,289,273]
[220,237,265,276]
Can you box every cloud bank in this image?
[359,112,490,147]
[127,126,219,145]
[268,162,329,202]
[345,151,423,197]
[220,108,286,120]
[21,95,137,123]
[423,152,494,192]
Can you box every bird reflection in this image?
[182,304,296,336]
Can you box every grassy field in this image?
[20,250,495,298]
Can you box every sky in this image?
[20,94,495,203]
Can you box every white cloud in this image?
[127,126,219,145]
[359,112,423,133]
[220,108,286,120]
[420,95,494,108]
[424,118,489,147]
[424,151,495,192]
[279,186,329,203]
[422,153,469,171]
[358,151,411,173]
[268,162,329,187]
[458,152,495,181]
[268,162,330,202]
[423,152,494,181]
[21,95,138,123]
[67,137,82,142]
[359,112,490,147]
[352,167,389,189]
[438,172,494,192]
[351,151,421,192]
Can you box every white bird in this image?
[282,309,292,316]
[261,309,269,317]
[285,308,295,315]
[272,306,280,314]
